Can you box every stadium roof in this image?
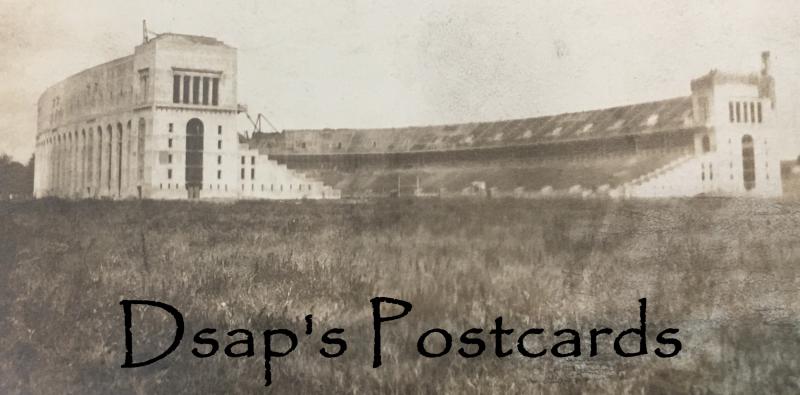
[259,96,696,154]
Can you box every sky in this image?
[1,0,799,161]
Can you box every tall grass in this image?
[0,197,798,394]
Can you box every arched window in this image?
[137,119,145,183]
[117,123,123,195]
[126,121,132,191]
[702,135,711,153]
[97,126,103,190]
[81,129,86,194]
[742,135,755,190]
[86,130,93,193]
[186,118,204,198]
[106,125,113,191]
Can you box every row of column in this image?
[172,74,220,106]
[35,119,146,198]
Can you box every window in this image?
[742,135,755,190]
[192,77,200,104]
[251,156,255,165]
[211,78,219,105]
[701,163,705,181]
[183,76,191,103]
[168,154,173,164]
[241,156,245,165]
[173,76,181,103]
[743,103,749,123]
[757,102,763,123]
[185,118,204,189]
[750,102,756,123]
[241,168,245,179]
[271,184,274,191]
[699,98,709,123]
[169,123,173,132]
[139,69,150,102]
[218,125,222,135]
[167,169,172,179]
[217,155,222,165]
[709,163,713,180]
[251,168,255,179]
[217,170,222,179]
[168,138,173,148]
[702,135,711,153]
[218,140,222,149]
[729,102,734,123]
[735,102,741,123]
[202,77,210,105]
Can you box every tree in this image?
[0,153,34,198]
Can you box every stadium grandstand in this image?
[249,52,785,199]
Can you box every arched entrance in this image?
[186,118,204,199]
[742,135,755,191]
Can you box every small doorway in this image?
[187,186,200,199]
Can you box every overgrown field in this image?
[1,198,799,394]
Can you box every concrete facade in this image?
[33,33,339,200]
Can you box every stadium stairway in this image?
[237,143,341,199]
[620,155,701,198]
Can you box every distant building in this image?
[255,53,785,198]
[34,32,339,200]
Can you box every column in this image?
[53,136,59,196]
[47,140,52,195]
[106,126,113,195]
[115,124,122,197]
[80,131,86,197]
[70,132,76,195]
[97,128,103,197]
[74,131,80,196]
[87,130,94,196]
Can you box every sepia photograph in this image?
[1,0,799,393]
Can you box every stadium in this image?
[34,31,786,200]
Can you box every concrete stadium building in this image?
[254,53,785,199]
[34,33,340,200]
[34,30,786,200]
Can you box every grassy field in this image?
[1,197,799,394]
